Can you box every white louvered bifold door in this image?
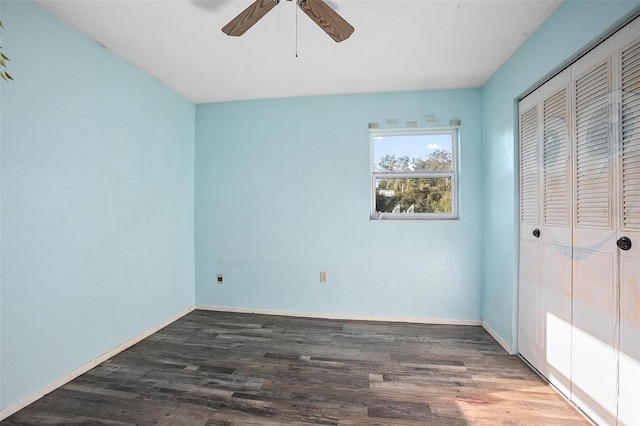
[539,70,572,398]
[615,16,640,426]
[518,70,572,395]
[571,38,618,426]
[519,15,640,426]
[518,92,543,373]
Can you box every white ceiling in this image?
[34,0,561,104]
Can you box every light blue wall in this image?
[481,0,640,350]
[4,0,639,416]
[0,1,195,410]
[195,90,484,321]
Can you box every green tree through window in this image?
[371,130,457,219]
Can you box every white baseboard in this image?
[482,320,513,354]
[0,305,196,421]
[196,304,482,326]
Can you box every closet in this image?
[518,16,639,426]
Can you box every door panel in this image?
[519,70,572,396]
[540,70,573,395]
[519,92,543,372]
[574,60,613,229]
[619,254,640,426]
[541,241,572,395]
[616,17,640,426]
[519,239,543,367]
[571,38,618,426]
[572,248,618,426]
[520,100,541,226]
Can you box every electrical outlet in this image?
[217,274,223,285]
[320,271,327,283]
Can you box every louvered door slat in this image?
[622,40,640,229]
[521,106,540,224]
[623,67,640,86]
[575,60,611,228]
[623,96,640,110]
[623,151,640,165]
[577,161,610,172]
[621,43,640,74]
[543,88,570,226]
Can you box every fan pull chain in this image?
[295,2,299,58]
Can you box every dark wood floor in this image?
[4,310,587,425]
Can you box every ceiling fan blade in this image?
[298,0,354,43]
[222,0,279,37]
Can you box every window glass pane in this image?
[375,177,452,214]
[373,134,453,172]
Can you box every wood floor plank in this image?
[3,310,588,425]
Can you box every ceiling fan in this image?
[222,0,354,43]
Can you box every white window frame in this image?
[370,128,458,220]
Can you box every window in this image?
[371,128,457,219]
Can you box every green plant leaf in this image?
[1,52,9,61]
[6,71,14,80]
